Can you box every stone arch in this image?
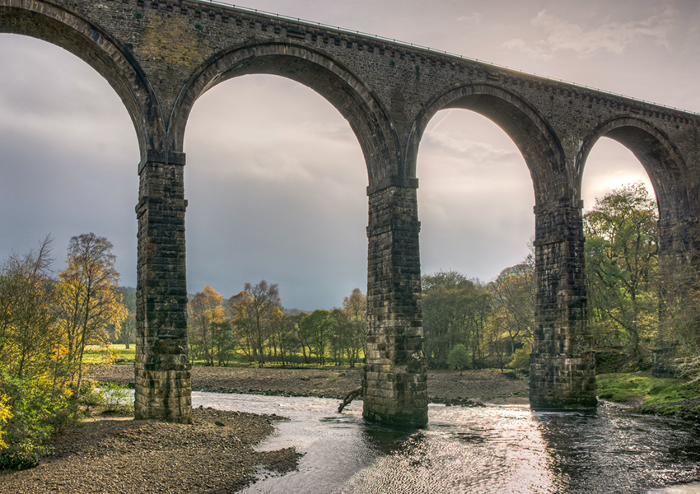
[407,83,567,204]
[0,0,161,161]
[168,42,401,188]
[575,116,690,228]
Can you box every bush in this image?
[447,344,472,372]
[101,382,133,414]
[0,393,11,450]
[0,372,76,470]
[77,380,104,410]
[509,342,532,370]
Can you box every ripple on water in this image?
[191,392,700,494]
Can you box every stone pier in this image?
[363,185,428,427]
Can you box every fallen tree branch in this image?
[337,386,363,413]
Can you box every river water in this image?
[190,391,700,494]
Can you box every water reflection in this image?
[534,407,700,494]
[190,392,700,494]
[338,405,557,494]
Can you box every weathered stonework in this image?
[134,158,191,423]
[530,200,596,408]
[365,186,427,427]
[2,0,699,423]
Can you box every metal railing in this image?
[193,0,699,117]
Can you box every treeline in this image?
[187,282,367,368]
[0,233,128,468]
[422,260,535,371]
[424,182,700,374]
[585,182,699,374]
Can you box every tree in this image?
[211,320,236,366]
[422,272,490,369]
[491,257,535,355]
[116,287,136,349]
[422,271,469,292]
[228,281,280,367]
[55,233,127,390]
[268,308,297,367]
[188,285,224,365]
[228,291,253,361]
[484,311,509,371]
[289,311,311,364]
[343,288,367,367]
[447,344,471,374]
[659,259,700,357]
[299,310,331,365]
[0,237,58,380]
[328,308,350,366]
[584,182,659,368]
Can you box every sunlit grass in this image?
[84,344,364,369]
[597,371,700,405]
[83,344,135,364]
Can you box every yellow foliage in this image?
[0,393,12,450]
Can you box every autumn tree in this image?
[228,281,280,366]
[299,310,331,365]
[188,285,225,365]
[584,182,659,368]
[0,237,58,380]
[491,257,535,355]
[55,233,127,390]
[343,288,366,367]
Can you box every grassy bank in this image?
[597,371,700,420]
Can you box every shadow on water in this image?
[533,407,700,494]
[191,392,700,494]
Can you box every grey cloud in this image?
[0,0,696,309]
[505,6,674,60]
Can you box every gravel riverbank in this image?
[0,407,300,494]
[87,364,529,403]
[0,366,528,493]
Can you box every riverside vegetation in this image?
[1,183,700,476]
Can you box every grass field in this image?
[83,344,135,364]
[83,344,363,369]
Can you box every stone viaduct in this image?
[2,0,699,427]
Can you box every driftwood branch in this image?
[337,386,363,413]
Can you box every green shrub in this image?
[509,342,532,369]
[101,382,133,414]
[0,393,11,450]
[0,372,76,470]
[447,344,472,372]
[77,380,104,410]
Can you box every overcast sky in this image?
[1,0,698,309]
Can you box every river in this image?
[190,391,700,494]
